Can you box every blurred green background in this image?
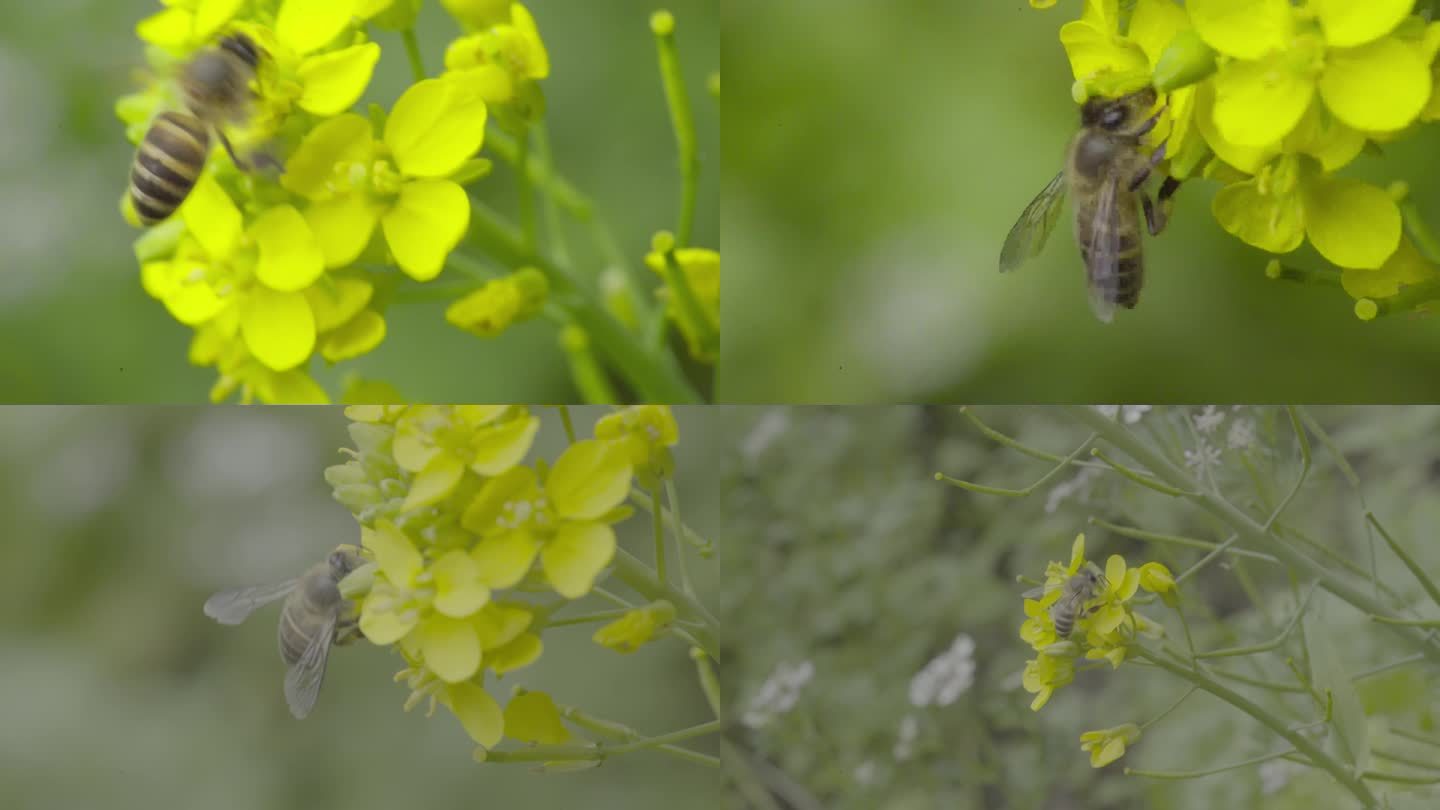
[721,405,1440,809]
[0,1,717,403]
[0,406,720,809]
[721,2,1440,402]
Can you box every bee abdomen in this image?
[1078,240,1145,309]
[1053,611,1074,638]
[130,112,210,226]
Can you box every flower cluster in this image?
[1033,0,1440,317]
[1019,534,1174,710]
[325,404,650,754]
[118,1,551,401]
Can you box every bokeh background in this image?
[0,406,720,809]
[721,405,1440,809]
[0,1,718,402]
[721,1,1440,402]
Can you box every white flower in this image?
[1227,418,1256,450]
[893,714,919,762]
[1046,467,1100,514]
[1093,405,1151,424]
[853,759,879,786]
[1259,758,1300,795]
[1193,405,1224,434]
[909,633,976,707]
[741,660,815,729]
[1184,441,1222,474]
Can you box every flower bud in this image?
[1152,29,1217,92]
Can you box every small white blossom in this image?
[893,714,919,762]
[1093,405,1151,424]
[741,660,815,729]
[1184,441,1222,474]
[1193,405,1224,434]
[1227,418,1256,450]
[853,759,879,786]
[1046,467,1100,514]
[1259,759,1301,795]
[741,408,790,463]
[909,633,976,707]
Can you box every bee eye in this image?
[1101,107,1126,129]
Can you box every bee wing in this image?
[203,580,298,625]
[284,613,336,720]
[1021,584,1051,599]
[1000,170,1068,273]
[1085,175,1122,324]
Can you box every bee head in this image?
[327,546,363,579]
[1081,87,1158,133]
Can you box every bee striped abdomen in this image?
[130,112,210,225]
[1079,219,1145,309]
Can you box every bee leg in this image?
[1132,104,1168,138]
[1158,175,1182,204]
[217,131,283,174]
[1127,141,1168,193]
[216,131,250,170]
[1141,192,1169,236]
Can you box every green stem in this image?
[1063,405,1440,664]
[630,486,713,555]
[1262,407,1309,530]
[1091,448,1193,496]
[934,435,1095,497]
[959,407,1130,473]
[1373,747,1440,772]
[692,646,721,718]
[1086,518,1279,564]
[1361,770,1440,785]
[482,720,720,766]
[665,478,697,594]
[556,404,577,443]
[1192,583,1315,659]
[1369,614,1440,628]
[1134,647,1377,807]
[1367,511,1440,613]
[660,244,719,359]
[650,484,668,584]
[1391,727,1440,749]
[516,130,537,254]
[545,609,631,627]
[533,122,571,268]
[560,705,717,767]
[1353,652,1425,680]
[652,12,699,247]
[1140,686,1197,731]
[401,28,426,81]
[559,324,619,404]
[465,202,700,402]
[1205,666,1307,693]
[1400,196,1440,264]
[612,548,719,641]
[1126,747,1298,779]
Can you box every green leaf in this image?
[502,691,570,744]
[1304,613,1370,770]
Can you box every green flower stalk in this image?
[118,2,713,402]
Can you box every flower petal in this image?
[1211,54,1313,147]
[541,522,616,599]
[1312,0,1415,48]
[1342,236,1438,299]
[1303,176,1402,269]
[487,633,542,674]
[546,439,634,520]
[298,42,381,116]
[362,520,423,583]
[474,603,533,650]
[445,682,503,748]
[240,286,316,371]
[307,276,374,332]
[1187,0,1294,59]
[384,78,488,178]
[182,174,242,259]
[470,530,541,588]
[381,180,470,281]
[470,415,540,476]
[162,266,226,325]
[282,114,374,200]
[359,592,417,644]
[1104,555,1127,588]
[195,0,244,41]
[252,205,325,292]
[404,453,465,512]
[276,0,359,56]
[1319,37,1431,132]
[432,551,491,618]
[1059,20,1150,86]
[320,310,386,362]
[1128,0,1193,66]
[502,691,569,744]
[1211,178,1305,253]
[417,614,482,682]
[462,465,538,533]
[305,193,382,269]
[259,369,330,404]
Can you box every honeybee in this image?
[203,546,366,718]
[1024,563,1107,638]
[129,32,270,226]
[999,87,1184,322]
